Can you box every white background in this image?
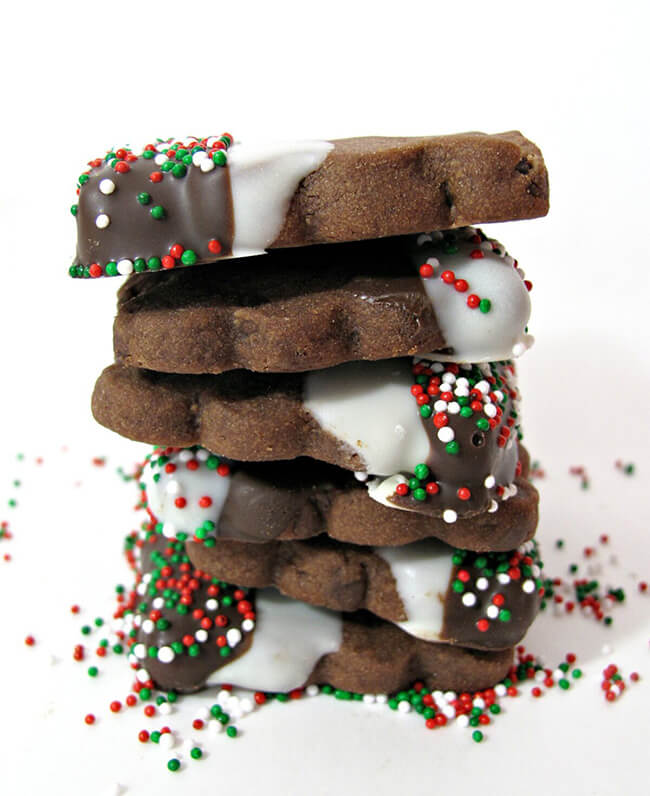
[0,1,649,794]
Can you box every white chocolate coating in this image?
[142,450,231,538]
[210,590,342,692]
[417,228,533,363]
[229,140,333,257]
[304,359,429,476]
[375,540,453,641]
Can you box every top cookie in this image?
[69,132,548,278]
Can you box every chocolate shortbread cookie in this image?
[125,532,514,694]
[138,446,537,551]
[70,132,548,279]
[186,534,543,651]
[94,358,524,524]
[114,227,532,374]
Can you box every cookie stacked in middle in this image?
[76,133,548,695]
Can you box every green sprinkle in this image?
[87,666,98,677]
[412,488,427,502]
[452,579,465,594]
[558,679,570,690]
[420,405,432,418]
[476,417,490,431]
[479,299,491,314]
[226,726,238,738]
[150,731,161,743]
[572,668,582,679]
[555,539,564,549]
[105,261,118,276]
[171,163,187,178]
[181,249,197,266]
[161,161,174,172]
[489,704,501,715]
[213,150,227,166]
[414,463,429,480]
[150,205,165,220]
[445,441,460,455]
[460,406,473,418]
[190,747,202,760]
[167,758,181,772]
[147,257,162,271]
[81,625,91,635]
[472,730,484,742]
[137,192,151,205]
[70,204,78,216]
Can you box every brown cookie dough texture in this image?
[187,536,540,651]
[113,239,443,375]
[272,132,548,247]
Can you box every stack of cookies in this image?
[72,132,549,696]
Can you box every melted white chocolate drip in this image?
[210,590,343,692]
[142,450,231,538]
[304,359,429,475]
[375,540,454,641]
[228,140,333,257]
[417,228,533,363]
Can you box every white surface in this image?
[1,1,649,794]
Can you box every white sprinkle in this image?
[195,629,208,643]
[200,158,215,173]
[192,150,208,166]
[152,597,165,610]
[306,684,320,697]
[473,697,486,709]
[504,255,514,267]
[196,448,209,461]
[495,684,507,697]
[136,667,150,682]
[133,643,146,660]
[447,402,460,414]
[486,605,499,619]
[442,705,456,719]
[205,599,219,611]
[432,362,444,373]
[159,701,173,714]
[456,714,469,728]
[437,427,454,443]
[484,474,496,488]
[456,377,469,389]
[95,213,110,229]
[141,619,154,634]
[394,424,406,439]
[363,694,376,704]
[208,719,224,734]
[416,233,433,246]
[442,372,456,385]
[354,471,369,482]
[375,694,388,704]
[178,450,193,462]
[426,256,440,270]
[443,509,457,524]
[462,592,477,607]
[162,521,177,539]
[432,691,444,702]
[217,689,231,706]
[398,700,411,714]
[497,573,511,585]
[434,400,448,412]
[522,579,536,594]
[488,500,499,513]
[117,259,133,275]
[165,479,180,495]
[154,154,168,165]
[476,577,489,591]
[226,628,242,648]
[475,380,489,394]
[242,618,255,632]
[484,404,497,418]
[159,732,175,750]
[240,698,254,714]
[454,386,470,398]
[99,178,115,195]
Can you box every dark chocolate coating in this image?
[187,535,542,651]
[75,154,233,270]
